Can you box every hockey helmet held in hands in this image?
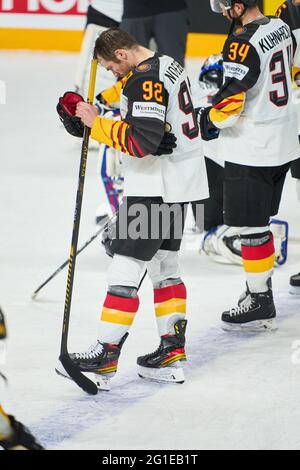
[199,54,224,89]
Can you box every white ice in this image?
[0,52,300,451]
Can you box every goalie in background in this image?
[0,307,43,450]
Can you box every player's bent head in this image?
[94,28,139,64]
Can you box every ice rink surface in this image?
[0,52,300,450]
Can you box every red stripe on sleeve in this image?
[130,135,145,158]
[154,283,187,303]
[127,135,135,157]
[213,98,244,110]
[118,122,127,154]
[110,122,118,149]
[104,293,139,312]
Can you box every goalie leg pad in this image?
[270,218,289,266]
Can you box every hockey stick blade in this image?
[59,353,98,395]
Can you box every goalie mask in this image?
[210,0,258,13]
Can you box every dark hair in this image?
[94,28,139,62]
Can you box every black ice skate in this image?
[0,307,7,340]
[56,333,128,391]
[137,320,187,384]
[222,282,277,332]
[0,415,44,450]
[289,273,300,296]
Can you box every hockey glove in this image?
[197,106,220,141]
[0,415,44,450]
[57,91,85,137]
[154,132,177,156]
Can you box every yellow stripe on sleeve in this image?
[91,116,130,153]
[100,81,123,106]
[210,92,245,125]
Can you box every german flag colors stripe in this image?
[241,236,275,273]
[210,92,245,124]
[101,293,139,326]
[154,283,187,318]
[241,238,275,261]
[242,254,275,274]
[155,298,186,317]
[154,283,187,303]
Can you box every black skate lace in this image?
[230,295,254,317]
[75,341,104,360]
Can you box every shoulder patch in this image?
[234,26,247,36]
[136,63,152,73]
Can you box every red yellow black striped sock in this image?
[154,283,187,336]
[99,293,139,343]
[241,232,275,293]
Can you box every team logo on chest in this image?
[136,64,152,73]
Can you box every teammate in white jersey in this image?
[200,0,300,331]
[194,55,289,266]
[57,28,208,388]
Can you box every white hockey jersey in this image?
[209,17,300,167]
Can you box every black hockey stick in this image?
[59,58,98,396]
[31,215,114,300]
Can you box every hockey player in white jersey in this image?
[200,0,300,331]
[194,55,289,267]
[275,0,300,294]
[57,28,208,388]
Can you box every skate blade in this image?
[55,362,108,390]
[289,285,300,296]
[137,364,185,384]
[94,373,113,392]
[222,318,278,333]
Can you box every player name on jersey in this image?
[259,23,292,52]
[164,60,185,84]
